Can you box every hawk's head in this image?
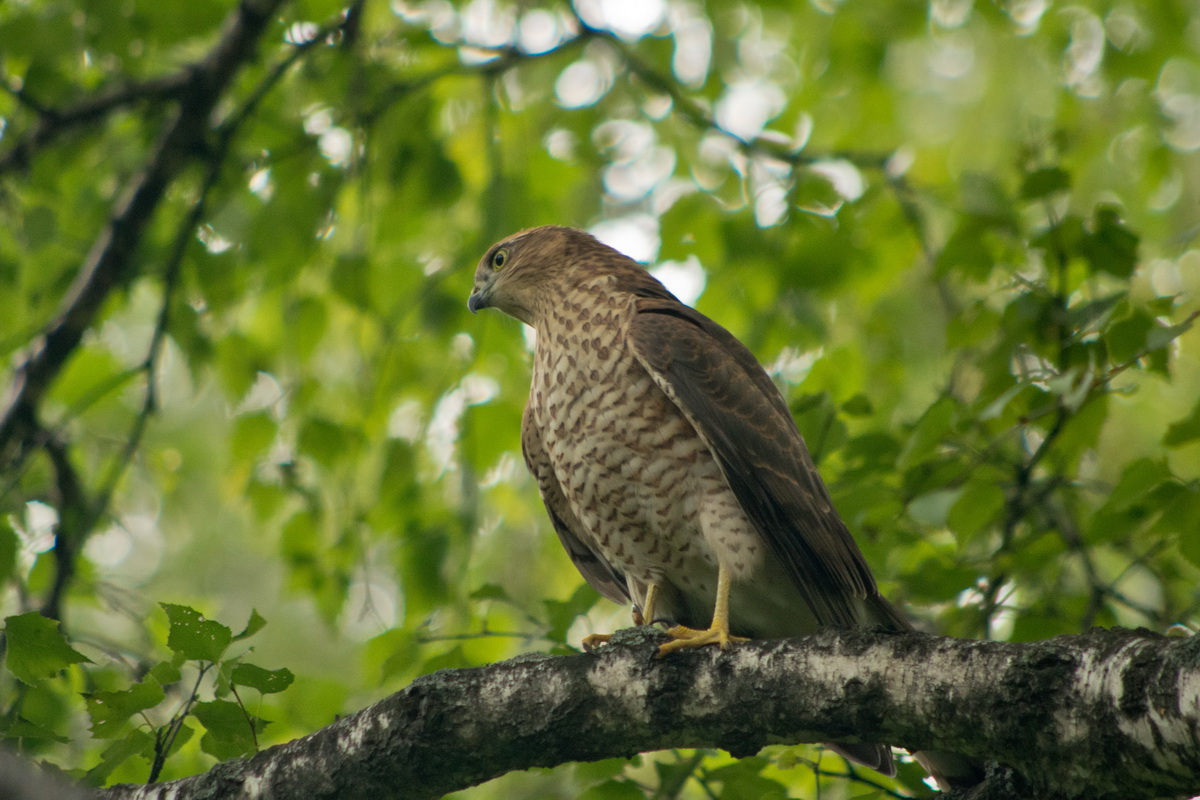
[468,225,618,326]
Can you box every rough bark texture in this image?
[79,626,1200,800]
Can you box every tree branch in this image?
[0,72,191,176]
[0,0,289,469]
[39,431,91,621]
[91,626,1199,800]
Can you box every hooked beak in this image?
[467,288,489,314]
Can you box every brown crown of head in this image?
[468,225,644,326]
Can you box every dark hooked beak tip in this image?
[467,291,485,314]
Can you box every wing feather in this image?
[521,404,631,606]
[627,297,879,627]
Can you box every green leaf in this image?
[87,677,166,738]
[160,604,233,662]
[1053,394,1108,464]
[704,756,786,799]
[935,222,993,280]
[1146,315,1197,353]
[397,519,451,614]
[840,393,874,417]
[214,334,263,400]
[947,481,1006,540]
[908,488,962,528]
[364,628,419,684]
[1156,486,1200,569]
[1020,167,1070,200]
[331,254,373,311]
[659,193,726,266]
[233,609,268,642]
[6,716,70,744]
[1103,458,1173,511]
[1164,400,1200,448]
[469,583,511,602]
[285,295,329,360]
[85,729,156,784]
[230,412,277,463]
[574,757,634,784]
[543,583,600,645]
[1181,525,1200,571]
[793,168,843,215]
[5,714,69,748]
[163,719,196,759]
[897,396,958,470]
[791,392,848,459]
[462,401,518,473]
[1106,311,1154,365]
[192,699,262,760]
[0,517,18,583]
[150,660,183,686]
[23,205,57,250]
[842,431,901,471]
[281,511,320,561]
[230,663,295,694]
[579,779,646,800]
[960,172,1017,231]
[4,613,91,685]
[1081,206,1139,278]
[1066,293,1124,337]
[298,416,363,469]
[45,343,128,412]
[418,644,469,674]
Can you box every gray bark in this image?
[76,626,1200,800]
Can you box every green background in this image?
[1,0,1198,796]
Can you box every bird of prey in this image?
[468,225,978,786]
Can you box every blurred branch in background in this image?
[0,0,290,469]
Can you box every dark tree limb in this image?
[39,431,91,622]
[88,626,1199,800]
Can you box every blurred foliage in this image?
[1,0,1199,797]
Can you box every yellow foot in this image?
[657,625,748,657]
[581,633,613,652]
[631,608,645,627]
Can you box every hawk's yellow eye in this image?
[492,249,509,270]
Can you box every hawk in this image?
[468,225,978,786]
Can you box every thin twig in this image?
[149,662,211,783]
[230,684,261,752]
[792,754,912,799]
[40,433,92,621]
[652,750,708,799]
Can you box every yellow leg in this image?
[640,584,660,625]
[657,564,748,657]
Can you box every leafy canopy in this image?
[0,0,1198,796]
